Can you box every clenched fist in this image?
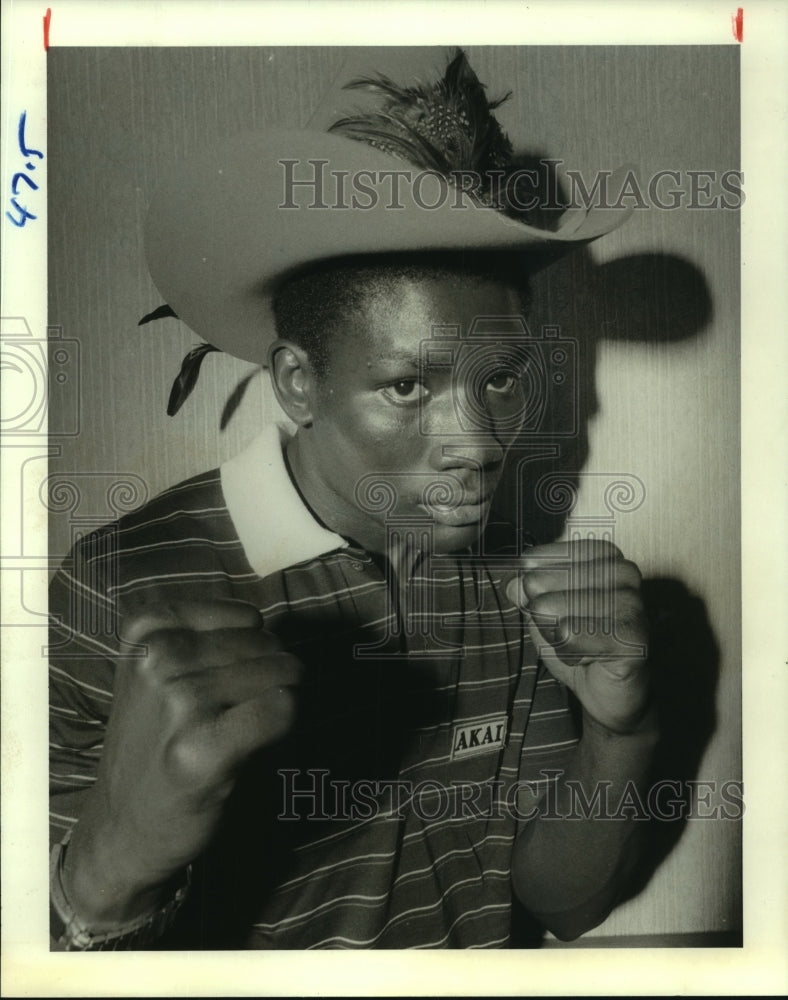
[506,540,651,735]
[61,599,302,929]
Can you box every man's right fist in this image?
[60,599,301,930]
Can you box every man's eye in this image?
[381,380,429,403]
[485,371,521,396]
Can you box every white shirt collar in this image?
[220,423,348,578]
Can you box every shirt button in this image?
[351,561,364,571]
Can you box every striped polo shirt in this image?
[49,424,579,949]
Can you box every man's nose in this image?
[425,388,506,471]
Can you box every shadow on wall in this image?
[627,576,723,897]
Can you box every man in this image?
[49,49,655,950]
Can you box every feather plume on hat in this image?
[328,49,514,210]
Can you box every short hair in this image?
[271,251,532,377]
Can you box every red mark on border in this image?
[43,8,51,51]
[732,7,743,43]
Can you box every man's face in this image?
[288,275,529,555]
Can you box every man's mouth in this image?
[418,487,495,526]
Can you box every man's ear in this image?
[267,340,317,427]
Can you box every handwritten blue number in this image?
[7,112,43,227]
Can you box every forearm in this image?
[512,710,659,941]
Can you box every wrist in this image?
[51,832,190,950]
[578,704,659,776]
[582,698,659,742]
[61,817,172,929]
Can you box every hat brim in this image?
[145,129,633,364]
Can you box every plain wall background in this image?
[47,46,741,943]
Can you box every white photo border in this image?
[1,1,786,995]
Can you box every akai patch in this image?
[451,717,508,760]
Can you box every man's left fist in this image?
[506,539,651,735]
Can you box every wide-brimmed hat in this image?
[144,48,633,367]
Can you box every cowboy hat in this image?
[144,48,633,366]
